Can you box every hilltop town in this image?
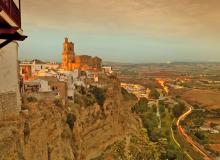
[19,38,112,103]
[1,1,220,160]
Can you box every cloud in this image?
[21,0,220,38]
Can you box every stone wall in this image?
[0,92,18,119]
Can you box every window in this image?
[22,68,26,74]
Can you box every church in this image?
[61,38,102,71]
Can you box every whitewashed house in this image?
[102,66,113,74]
[32,79,51,92]
[56,69,80,100]
[0,42,21,118]
[24,78,51,93]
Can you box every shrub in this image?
[149,89,160,99]
[90,86,106,107]
[210,122,218,128]
[166,149,177,160]
[21,104,28,110]
[152,105,157,113]
[85,94,96,106]
[53,99,63,108]
[131,98,148,114]
[159,104,165,113]
[172,124,177,130]
[24,121,30,144]
[26,96,37,103]
[121,87,137,100]
[172,102,186,118]
[194,131,205,140]
[66,113,76,130]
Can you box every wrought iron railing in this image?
[0,0,21,27]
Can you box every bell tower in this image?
[62,38,75,70]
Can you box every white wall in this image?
[33,79,51,92]
[34,64,47,71]
[0,41,21,118]
[39,80,51,92]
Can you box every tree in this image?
[121,87,137,100]
[172,102,186,118]
[194,117,204,127]
[66,113,76,130]
[159,104,165,113]
[131,98,148,114]
[90,86,106,107]
[210,122,218,128]
[149,89,160,99]
[194,131,205,140]
[152,105,157,113]
[157,138,168,159]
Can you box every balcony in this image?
[0,0,26,48]
[0,0,21,27]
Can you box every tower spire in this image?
[65,37,68,43]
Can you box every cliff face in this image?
[0,77,143,160]
[0,100,75,160]
[73,79,141,160]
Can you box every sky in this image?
[19,0,220,63]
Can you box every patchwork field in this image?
[182,89,220,109]
[209,144,220,153]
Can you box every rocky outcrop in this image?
[0,77,143,160]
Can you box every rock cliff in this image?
[0,76,157,160]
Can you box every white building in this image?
[102,66,113,74]
[37,69,58,77]
[20,60,60,77]
[57,69,80,100]
[29,79,51,92]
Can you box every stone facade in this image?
[61,38,102,71]
[0,92,17,119]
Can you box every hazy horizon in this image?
[19,0,220,63]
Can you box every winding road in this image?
[156,79,212,160]
[176,105,212,160]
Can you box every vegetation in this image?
[128,130,160,160]
[132,99,186,159]
[131,97,148,114]
[194,131,206,140]
[23,121,30,144]
[74,85,106,108]
[92,130,160,160]
[121,87,137,101]
[182,110,219,156]
[84,93,96,106]
[26,96,38,103]
[172,102,186,118]
[149,89,160,99]
[159,101,165,113]
[66,113,76,130]
[90,86,106,107]
[53,98,63,108]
